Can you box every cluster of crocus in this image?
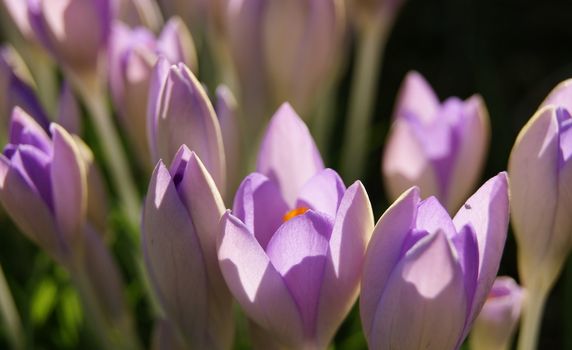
[0,0,568,349]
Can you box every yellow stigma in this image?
[282,207,309,222]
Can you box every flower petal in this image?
[414,196,456,238]
[0,154,63,261]
[142,161,209,346]
[447,95,490,212]
[265,211,333,337]
[147,56,170,163]
[316,181,374,347]
[367,231,467,350]
[50,123,87,248]
[218,212,304,346]
[453,172,509,326]
[256,103,324,206]
[295,168,346,218]
[155,63,226,193]
[393,71,439,123]
[360,187,419,336]
[9,107,51,153]
[233,172,288,250]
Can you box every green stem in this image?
[0,263,24,350]
[340,14,392,182]
[69,262,141,350]
[517,288,548,350]
[28,52,58,117]
[72,73,141,228]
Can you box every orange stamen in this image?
[282,207,309,222]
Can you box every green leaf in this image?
[30,278,57,326]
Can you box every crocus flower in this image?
[147,58,226,193]
[360,173,509,350]
[509,103,572,294]
[383,71,490,213]
[2,0,35,41]
[0,107,86,261]
[142,145,234,349]
[218,104,374,349]
[469,277,524,350]
[109,18,196,166]
[226,0,345,120]
[0,108,136,348]
[28,0,113,76]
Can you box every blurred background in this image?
[0,0,571,348]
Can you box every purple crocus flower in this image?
[28,0,113,75]
[218,104,374,349]
[142,145,234,349]
[0,108,138,347]
[147,58,226,193]
[511,95,572,291]
[0,107,86,261]
[383,71,490,213]
[469,277,523,350]
[360,173,509,350]
[108,17,196,166]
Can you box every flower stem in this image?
[0,263,24,350]
[340,14,392,182]
[517,288,548,350]
[72,72,141,228]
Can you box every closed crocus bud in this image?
[383,71,490,213]
[226,0,345,119]
[218,103,374,349]
[0,107,86,262]
[509,104,572,293]
[262,0,345,116]
[361,173,509,350]
[147,58,226,193]
[109,18,196,166]
[470,277,524,350]
[28,0,113,76]
[142,145,233,349]
[0,46,49,145]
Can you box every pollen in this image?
[282,207,309,222]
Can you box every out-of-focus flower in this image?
[470,277,524,350]
[1,0,35,41]
[0,107,86,261]
[383,71,490,213]
[142,146,234,349]
[226,0,345,120]
[28,0,113,76]
[509,102,572,294]
[218,104,374,349]
[116,0,163,31]
[147,58,225,192]
[109,18,196,166]
[215,85,241,196]
[0,109,136,348]
[0,46,49,145]
[360,173,509,350]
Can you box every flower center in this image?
[282,207,309,222]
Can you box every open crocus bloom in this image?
[361,173,509,350]
[383,71,489,213]
[218,104,374,349]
